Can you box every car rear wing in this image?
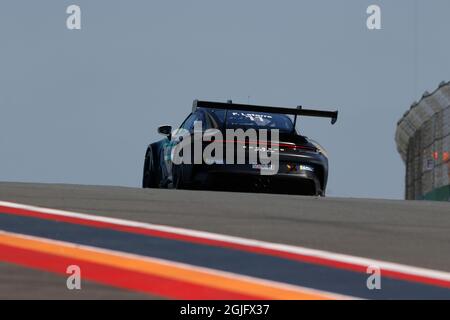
[192,100,338,125]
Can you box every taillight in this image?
[212,140,316,152]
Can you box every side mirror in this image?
[157,125,172,137]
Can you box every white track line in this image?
[1,200,450,283]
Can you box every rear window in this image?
[208,109,295,133]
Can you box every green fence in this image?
[422,185,450,202]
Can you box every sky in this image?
[1,0,449,199]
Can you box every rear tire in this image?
[142,147,158,188]
[172,164,185,189]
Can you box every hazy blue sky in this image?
[1,0,449,199]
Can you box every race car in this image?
[142,100,338,196]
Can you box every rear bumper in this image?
[192,162,324,195]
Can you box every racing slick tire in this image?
[142,146,158,188]
[172,164,186,189]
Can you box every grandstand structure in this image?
[396,81,450,201]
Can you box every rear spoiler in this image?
[192,100,338,125]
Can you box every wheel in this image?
[142,146,158,188]
[172,164,185,189]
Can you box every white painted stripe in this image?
[0,230,353,300]
[1,200,450,283]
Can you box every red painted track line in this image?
[0,243,261,300]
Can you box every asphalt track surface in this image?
[1,182,450,299]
